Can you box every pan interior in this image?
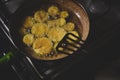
[9,0,89,60]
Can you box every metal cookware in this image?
[0,0,90,62]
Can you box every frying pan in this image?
[0,0,90,62]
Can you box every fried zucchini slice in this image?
[34,10,49,23]
[31,23,49,37]
[23,34,34,46]
[60,11,69,18]
[58,18,66,27]
[47,19,59,28]
[47,18,66,27]
[63,22,75,32]
[47,27,66,42]
[23,16,34,28]
[33,37,53,55]
[48,5,59,16]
